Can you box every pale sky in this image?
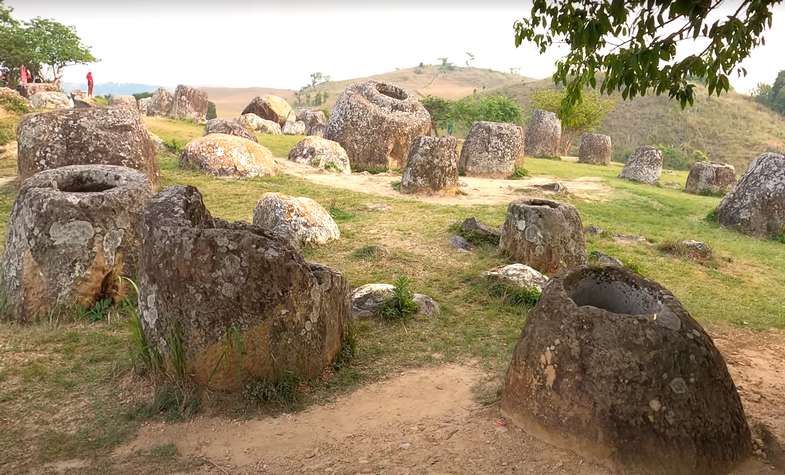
[7,1,785,94]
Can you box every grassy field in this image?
[1,116,784,472]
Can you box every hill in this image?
[207,66,528,117]
[494,79,785,170]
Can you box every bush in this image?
[206,101,217,120]
[0,93,30,114]
[379,276,418,321]
[510,166,529,179]
[132,91,153,100]
[654,144,707,171]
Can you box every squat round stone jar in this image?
[501,266,752,474]
[1,165,153,322]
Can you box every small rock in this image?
[459,217,501,245]
[589,250,624,267]
[484,264,548,293]
[450,235,473,251]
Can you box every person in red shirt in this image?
[19,65,28,85]
[86,71,94,97]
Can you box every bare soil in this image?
[115,327,785,474]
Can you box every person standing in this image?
[19,65,28,85]
[86,71,94,97]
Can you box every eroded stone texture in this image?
[170,85,208,122]
[297,109,327,137]
[620,146,663,184]
[401,136,458,194]
[252,192,339,248]
[525,110,561,158]
[239,113,282,134]
[685,161,736,195]
[109,95,138,109]
[204,118,257,142]
[16,107,159,183]
[282,120,306,135]
[501,266,751,474]
[147,88,173,117]
[578,133,612,165]
[180,133,277,177]
[17,83,58,98]
[499,198,587,274]
[137,185,349,391]
[460,217,501,245]
[137,97,151,115]
[241,95,294,126]
[458,121,524,178]
[716,152,785,238]
[30,91,72,110]
[288,136,351,174]
[325,81,431,171]
[70,91,97,109]
[484,264,547,293]
[350,283,439,319]
[1,165,153,322]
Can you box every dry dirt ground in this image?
[113,327,785,474]
[280,160,611,206]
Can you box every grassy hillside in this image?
[207,66,528,118]
[495,79,785,170]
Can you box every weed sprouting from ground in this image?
[484,280,541,307]
[80,297,113,322]
[380,276,418,321]
[657,240,716,266]
[351,244,389,261]
[328,202,355,222]
[164,323,187,382]
[333,323,358,370]
[164,138,186,155]
[705,209,718,223]
[510,166,529,179]
[243,371,301,409]
[390,180,402,191]
[131,383,200,422]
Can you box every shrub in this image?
[0,93,30,114]
[510,166,529,179]
[379,276,418,321]
[206,101,217,120]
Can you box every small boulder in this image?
[525,109,561,158]
[297,109,328,137]
[350,283,438,319]
[180,133,277,177]
[17,82,58,98]
[30,91,72,110]
[685,161,736,195]
[71,90,97,108]
[459,217,501,245]
[109,95,138,109]
[252,192,339,248]
[401,135,459,194]
[238,113,282,134]
[578,133,612,165]
[499,198,587,274]
[484,264,547,293]
[288,136,351,174]
[282,120,306,135]
[620,146,663,184]
[458,121,524,177]
[204,118,257,142]
[147,88,173,117]
[170,85,208,122]
[589,250,624,267]
[449,235,473,251]
[325,81,431,171]
[242,95,294,126]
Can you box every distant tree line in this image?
[294,72,330,107]
[421,94,522,135]
[530,89,615,153]
[753,70,785,116]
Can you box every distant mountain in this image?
[61,82,161,97]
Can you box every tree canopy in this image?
[421,94,522,134]
[752,70,785,115]
[514,1,781,110]
[531,89,615,152]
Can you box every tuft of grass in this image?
[484,279,541,307]
[705,208,718,223]
[328,204,355,222]
[131,384,200,422]
[333,323,358,370]
[351,244,389,261]
[657,239,715,265]
[391,180,401,191]
[509,166,529,179]
[79,297,113,323]
[379,275,418,321]
[164,138,186,155]
[243,371,301,409]
[150,443,178,458]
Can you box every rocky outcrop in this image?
[297,109,327,136]
[17,82,58,98]
[30,91,72,110]
[170,85,208,122]
[252,192,339,248]
[716,152,785,238]
[350,283,439,319]
[147,88,173,117]
[459,217,501,245]
[525,109,561,158]
[137,97,151,115]
[1,165,153,322]
[16,107,159,183]
[204,118,257,142]
[180,133,277,178]
[620,146,663,184]
[137,185,350,391]
[71,91,97,108]
[578,133,612,165]
[499,198,587,274]
[401,136,458,194]
[685,161,736,195]
[325,81,431,171]
[0,87,30,109]
[502,265,751,474]
[484,264,547,293]
[282,120,306,135]
[241,95,294,126]
[239,113,282,134]
[109,95,138,109]
[288,136,351,174]
[458,121,524,178]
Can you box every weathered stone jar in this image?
[578,133,612,165]
[499,198,587,274]
[619,146,663,184]
[138,186,350,391]
[525,109,561,158]
[401,135,459,194]
[458,121,524,178]
[684,161,736,195]
[1,165,153,322]
[502,266,751,474]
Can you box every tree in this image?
[752,70,785,115]
[514,1,781,111]
[465,52,475,67]
[531,89,615,153]
[421,95,452,134]
[422,94,523,133]
[437,57,455,72]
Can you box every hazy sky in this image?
[7,1,785,94]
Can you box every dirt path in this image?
[116,328,785,474]
[279,161,612,206]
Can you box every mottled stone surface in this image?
[282,120,306,135]
[137,97,151,115]
[147,88,173,117]
[484,264,547,293]
[1,165,152,322]
[17,83,57,98]
[716,152,785,238]
[138,185,349,391]
[109,95,138,109]
[71,91,97,109]
[288,136,351,174]
[499,198,587,274]
[458,121,524,178]
[242,95,294,126]
[16,107,159,183]
[170,85,208,122]
[297,109,327,137]
[30,91,72,110]
[239,113,282,135]
[685,161,736,195]
[252,192,339,248]
[204,118,257,142]
[502,266,751,474]
[325,81,431,171]
[180,133,277,177]
[620,146,663,184]
[350,283,438,319]
[525,110,561,158]
[401,136,458,194]
[578,133,612,165]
